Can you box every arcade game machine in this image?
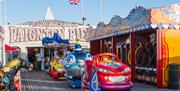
[135,32,157,85]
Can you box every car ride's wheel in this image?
[90,72,101,91]
[81,71,86,91]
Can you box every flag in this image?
[69,0,80,5]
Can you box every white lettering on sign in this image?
[17,27,24,42]
[69,29,76,41]
[9,26,17,43]
[9,26,88,43]
[36,28,44,41]
[163,8,180,23]
[168,8,180,22]
[24,27,29,42]
[29,28,37,41]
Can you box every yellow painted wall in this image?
[162,29,180,87]
[165,29,180,64]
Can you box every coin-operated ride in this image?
[49,56,66,79]
[82,53,133,91]
[0,59,33,91]
[64,42,92,88]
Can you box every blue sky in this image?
[5,0,180,25]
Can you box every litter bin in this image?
[168,64,180,89]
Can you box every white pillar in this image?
[1,0,7,65]
[20,47,27,60]
[2,40,5,65]
[54,47,57,57]
[0,38,2,66]
[40,47,45,70]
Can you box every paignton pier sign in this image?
[9,25,88,43]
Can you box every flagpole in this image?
[4,0,6,24]
[0,0,2,65]
[100,0,103,22]
[2,0,6,65]
[81,0,84,18]
[81,0,86,25]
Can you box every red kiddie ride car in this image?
[82,53,133,91]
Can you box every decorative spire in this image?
[44,6,55,20]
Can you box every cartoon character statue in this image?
[64,39,92,88]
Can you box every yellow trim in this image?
[127,50,131,65]
[135,43,142,66]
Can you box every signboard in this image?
[9,25,87,43]
[151,3,180,24]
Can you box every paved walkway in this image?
[21,70,80,91]
[132,83,179,91]
[21,70,179,91]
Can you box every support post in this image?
[40,47,45,70]
[112,36,117,54]
[130,33,136,82]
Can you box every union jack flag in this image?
[69,0,80,5]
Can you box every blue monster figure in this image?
[65,43,87,69]
[64,40,92,88]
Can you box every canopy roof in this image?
[5,45,18,52]
[42,33,69,46]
